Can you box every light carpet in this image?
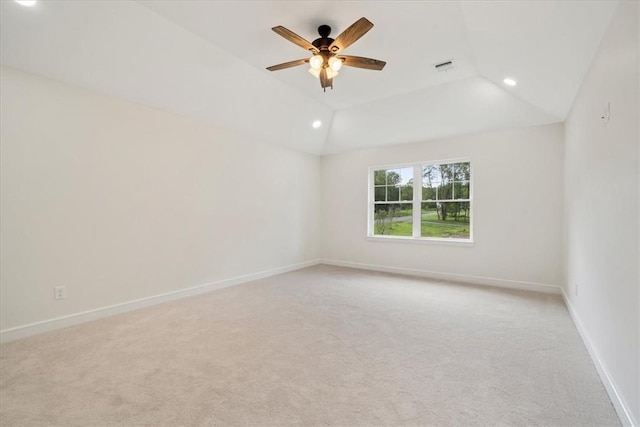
[0,265,620,426]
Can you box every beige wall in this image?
[321,123,565,290]
[564,1,639,424]
[0,67,321,331]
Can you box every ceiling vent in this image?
[434,60,454,72]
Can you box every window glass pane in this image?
[439,182,453,200]
[400,184,413,201]
[385,170,402,186]
[396,167,414,186]
[422,165,441,187]
[374,186,386,202]
[387,185,400,201]
[422,185,436,201]
[374,170,386,185]
[374,203,412,236]
[385,168,413,200]
[387,167,413,185]
[421,202,471,239]
[455,162,471,181]
[454,181,470,200]
[439,164,455,184]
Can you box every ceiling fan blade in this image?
[329,17,374,53]
[266,58,309,71]
[319,68,333,90]
[339,55,386,71]
[272,26,318,53]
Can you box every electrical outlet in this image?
[54,286,66,301]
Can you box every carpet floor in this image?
[0,265,620,426]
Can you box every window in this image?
[369,159,472,242]
[373,167,414,236]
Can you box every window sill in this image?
[366,235,475,247]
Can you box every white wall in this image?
[564,1,639,424]
[321,123,564,290]
[0,67,321,332]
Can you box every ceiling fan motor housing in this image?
[318,25,331,38]
[312,25,334,53]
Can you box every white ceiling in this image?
[0,0,619,155]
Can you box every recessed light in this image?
[15,0,37,6]
[312,120,322,129]
[503,78,517,87]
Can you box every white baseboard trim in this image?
[561,290,636,427]
[0,259,321,344]
[321,259,562,295]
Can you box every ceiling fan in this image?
[266,17,386,91]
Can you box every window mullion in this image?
[369,170,374,235]
[412,165,421,238]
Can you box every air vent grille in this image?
[434,60,454,72]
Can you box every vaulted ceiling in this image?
[1,1,619,155]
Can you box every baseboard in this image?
[0,259,321,344]
[561,290,637,427]
[322,259,562,295]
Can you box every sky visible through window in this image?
[398,168,412,185]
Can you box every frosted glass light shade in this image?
[328,57,342,72]
[309,55,324,70]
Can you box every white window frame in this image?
[367,158,474,245]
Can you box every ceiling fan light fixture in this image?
[267,18,385,91]
[309,54,324,70]
[328,57,343,72]
[326,68,339,79]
